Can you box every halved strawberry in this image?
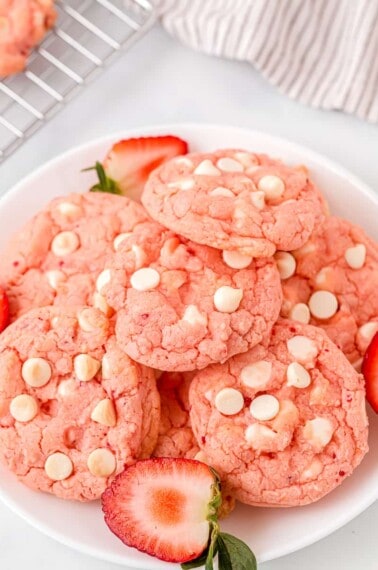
[0,288,9,333]
[362,332,378,413]
[88,135,188,202]
[101,458,256,568]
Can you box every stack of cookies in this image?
[0,146,375,508]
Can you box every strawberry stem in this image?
[182,470,257,569]
[83,162,121,195]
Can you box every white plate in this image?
[0,124,377,568]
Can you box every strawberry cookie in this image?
[0,192,149,321]
[0,0,56,77]
[102,221,282,371]
[280,217,378,367]
[153,372,199,459]
[142,149,326,257]
[189,319,368,507]
[0,306,160,501]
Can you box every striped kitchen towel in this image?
[155,0,378,123]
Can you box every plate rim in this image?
[0,122,377,567]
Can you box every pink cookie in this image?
[0,306,160,501]
[102,221,282,371]
[280,216,378,367]
[189,319,368,507]
[0,192,149,321]
[142,149,326,257]
[0,0,56,77]
[153,371,199,459]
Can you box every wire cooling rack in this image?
[0,0,155,162]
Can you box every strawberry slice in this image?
[87,135,188,202]
[362,332,378,413]
[0,288,9,333]
[102,458,257,568]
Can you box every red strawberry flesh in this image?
[362,332,378,413]
[101,457,215,563]
[103,135,188,201]
[0,288,9,333]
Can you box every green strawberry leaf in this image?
[216,535,233,570]
[218,533,257,570]
[83,162,121,195]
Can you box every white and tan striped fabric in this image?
[155,0,378,123]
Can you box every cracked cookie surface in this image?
[103,220,282,371]
[142,149,326,257]
[189,319,368,507]
[0,306,160,501]
[281,216,378,367]
[0,192,149,321]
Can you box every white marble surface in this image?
[0,24,377,570]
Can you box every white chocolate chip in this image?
[194,450,209,464]
[240,361,272,389]
[216,157,244,172]
[194,159,221,176]
[345,243,366,269]
[250,394,280,421]
[258,175,285,200]
[167,179,195,191]
[309,290,338,320]
[45,452,73,481]
[96,269,111,294]
[274,252,296,280]
[46,270,66,291]
[10,394,38,422]
[245,423,276,447]
[58,379,77,397]
[295,241,316,258]
[51,316,60,328]
[357,322,378,350]
[210,186,234,197]
[174,157,193,168]
[286,362,311,388]
[233,205,248,222]
[215,388,244,416]
[300,458,323,482]
[113,232,131,251]
[287,336,318,364]
[250,191,265,210]
[101,355,111,379]
[182,305,208,327]
[51,231,79,257]
[214,286,243,313]
[130,268,160,291]
[77,308,106,332]
[57,202,82,218]
[303,417,334,450]
[91,399,117,427]
[87,448,116,477]
[234,152,255,167]
[289,303,310,324]
[315,267,335,289]
[74,354,101,382]
[222,250,252,269]
[22,358,52,388]
[93,293,113,317]
[131,244,147,269]
[309,379,330,406]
